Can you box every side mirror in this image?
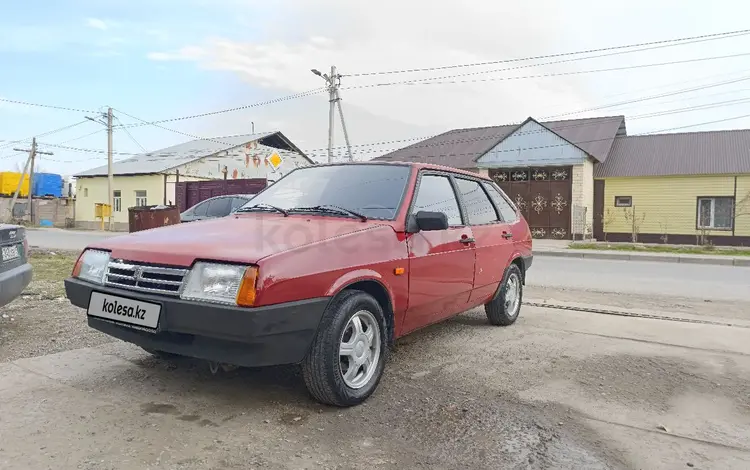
[415,211,449,231]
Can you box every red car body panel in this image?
[84,162,533,341]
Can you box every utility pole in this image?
[86,107,114,230]
[11,138,53,223]
[311,66,353,163]
[107,107,114,231]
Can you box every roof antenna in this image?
[251,122,255,133]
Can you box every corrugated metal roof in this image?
[595,129,750,178]
[75,132,277,177]
[374,116,625,168]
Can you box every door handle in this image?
[501,232,513,239]
[460,237,475,244]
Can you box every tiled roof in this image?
[75,131,299,177]
[374,116,626,168]
[594,129,750,178]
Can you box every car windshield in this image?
[238,164,411,220]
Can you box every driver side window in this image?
[412,174,462,226]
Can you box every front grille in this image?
[105,260,188,296]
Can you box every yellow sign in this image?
[266,152,283,171]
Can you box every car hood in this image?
[89,213,386,266]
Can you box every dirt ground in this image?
[1,254,750,469]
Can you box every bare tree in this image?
[736,190,750,219]
[623,206,646,243]
[597,207,616,242]
[659,215,669,244]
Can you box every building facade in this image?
[593,131,750,245]
[376,117,750,246]
[376,116,625,240]
[74,131,312,231]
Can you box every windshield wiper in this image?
[289,205,367,221]
[235,203,288,216]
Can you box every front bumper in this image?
[0,262,33,308]
[64,277,330,367]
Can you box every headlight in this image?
[181,262,258,306]
[73,249,111,284]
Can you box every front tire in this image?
[485,263,523,326]
[302,290,388,407]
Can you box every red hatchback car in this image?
[65,162,533,406]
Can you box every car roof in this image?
[306,161,493,181]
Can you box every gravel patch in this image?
[0,251,113,362]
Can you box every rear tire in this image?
[302,290,388,407]
[485,263,523,326]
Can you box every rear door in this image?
[453,177,516,304]
[404,172,476,333]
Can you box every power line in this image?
[116,88,327,129]
[0,120,91,155]
[346,28,750,77]
[313,103,750,159]
[113,108,237,147]
[114,116,147,153]
[344,52,750,90]
[539,74,750,120]
[349,33,750,87]
[106,73,750,159]
[0,97,97,114]
[37,97,750,162]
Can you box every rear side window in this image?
[192,200,210,217]
[412,174,462,226]
[483,182,518,222]
[455,178,498,225]
[206,197,232,217]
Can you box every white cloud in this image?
[86,18,108,31]
[146,46,206,62]
[154,0,750,157]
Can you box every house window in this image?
[614,196,632,207]
[697,197,734,230]
[113,190,122,212]
[135,190,148,207]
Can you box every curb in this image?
[535,250,750,267]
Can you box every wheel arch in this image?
[510,256,526,285]
[328,274,396,346]
[491,257,526,302]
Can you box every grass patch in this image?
[570,243,750,256]
[27,252,78,298]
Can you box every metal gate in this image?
[490,166,572,239]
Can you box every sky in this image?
[2,0,750,175]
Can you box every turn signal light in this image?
[236,266,259,307]
[72,251,85,277]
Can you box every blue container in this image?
[31,173,63,198]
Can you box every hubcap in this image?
[339,310,381,389]
[504,273,521,316]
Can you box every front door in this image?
[403,173,476,334]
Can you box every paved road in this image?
[529,256,750,302]
[26,228,117,251]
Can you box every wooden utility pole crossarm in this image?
[9,137,53,223]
